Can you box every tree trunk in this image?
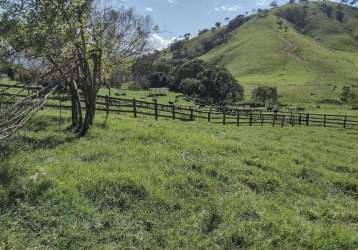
[79,83,97,136]
[68,80,83,131]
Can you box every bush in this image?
[149,71,167,88]
[227,15,248,31]
[169,60,244,105]
[277,6,307,28]
[252,86,278,104]
[179,78,200,96]
[336,10,345,23]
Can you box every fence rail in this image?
[1,84,358,131]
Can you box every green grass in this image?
[165,2,358,104]
[1,109,358,249]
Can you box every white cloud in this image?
[148,34,175,51]
[256,0,270,6]
[145,7,154,12]
[214,4,243,12]
[168,0,175,3]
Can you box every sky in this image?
[114,0,291,49]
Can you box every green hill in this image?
[165,2,358,104]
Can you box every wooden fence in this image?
[94,95,358,130]
[47,95,358,130]
[1,86,358,130]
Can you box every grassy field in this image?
[1,109,358,249]
[163,2,358,104]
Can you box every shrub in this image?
[336,10,345,22]
[179,78,200,96]
[148,71,167,88]
[169,60,243,105]
[227,15,248,31]
[277,6,307,28]
[252,86,278,104]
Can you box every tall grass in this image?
[1,109,358,249]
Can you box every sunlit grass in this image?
[1,109,358,249]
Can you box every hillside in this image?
[165,2,358,103]
[1,110,358,249]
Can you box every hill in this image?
[1,110,358,249]
[164,2,358,104]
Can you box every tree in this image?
[1,0,153,135]
[179,78,200,96]
[227,15,247,31]
[149,72,167,88]
[252,86,278,104]
[215,22,221,29]
[169,60,244,105]
[132,52,160,87]
[270,1,279,8]
[336,10,345,22]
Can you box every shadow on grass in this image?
[24,115,69,132]
[1,114,76,161]
[0,134,76,161]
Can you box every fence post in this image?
[172,105,175,120]
[223,108,226,125]
[154,99,158,121]
[323,115,327,127]
[237,112,240,127]
[273,111,277,127]
[249,113,253,126]
[208,108,211,122]
[106,95,110,114]
[292,113,295,127]
[104,95,110,126]
[290,112,293,125]
[58,91,62,131]
[344,116,347,129]
[306,113,310,126]
[299,113,302,125]
[281,115,285,127]
[133,98,137,118]
[190,107,194,121]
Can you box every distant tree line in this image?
[132,57,244,105]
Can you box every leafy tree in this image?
[149,72,167,88]
[252,86,278,104]
[1,0,153,135]
[215,22,221,29]
[198,29,209,35]
[336,10,345,22]
[170,60,244,105]
[277,5,307,28]
[179,78,200,96]
[341,86,357,102]
[132,52,161,87]
[270,1,279,8]
[227,15,247,31]
[184,33,191,40]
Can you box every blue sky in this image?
[116,0,289,47]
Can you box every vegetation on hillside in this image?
[160,1,358,104]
